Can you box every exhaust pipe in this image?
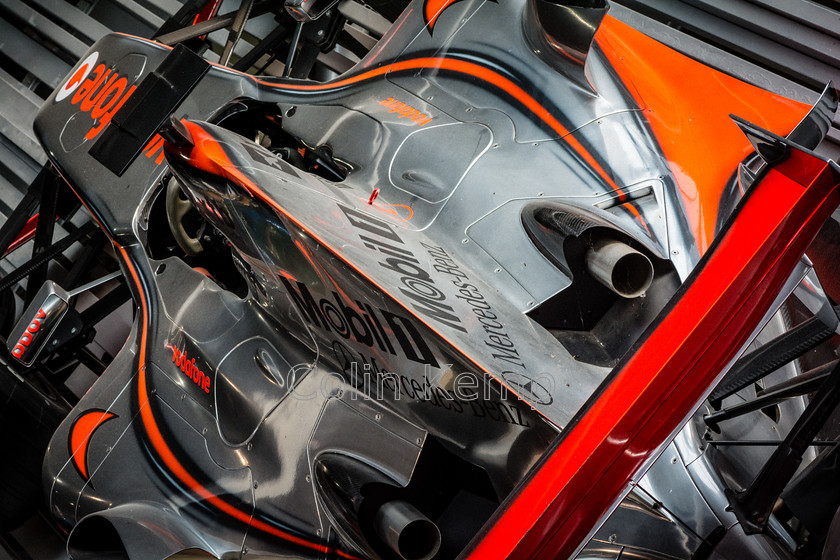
[374,500,441,560]
[585,239,654,298]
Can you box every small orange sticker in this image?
[378,97,433,126]
[358,196,413,221]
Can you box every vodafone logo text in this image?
[11,308,45,359]
[170,343,212,394]
[56,51,138,141]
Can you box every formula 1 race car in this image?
[2,0,840,559]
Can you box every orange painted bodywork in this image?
[597,15,811,253]
[69,410,117,481]
[423,0,462,31]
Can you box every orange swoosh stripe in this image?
[250,57,644,228]
[69,410,117,481]
[424,0,461,31]
[115,245,359,558]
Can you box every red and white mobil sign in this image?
[55,51,138,141]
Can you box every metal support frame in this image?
[25,168,60,305]
[705,360,839,431]
[730,360,840,534]
[708,310,837,408]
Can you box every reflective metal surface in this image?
[27,0,839,558]
[7,281,70,366]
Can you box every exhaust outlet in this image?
[585,239,654,298]
[374,500,441,560]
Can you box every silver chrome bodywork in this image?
[21,0,840,558]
